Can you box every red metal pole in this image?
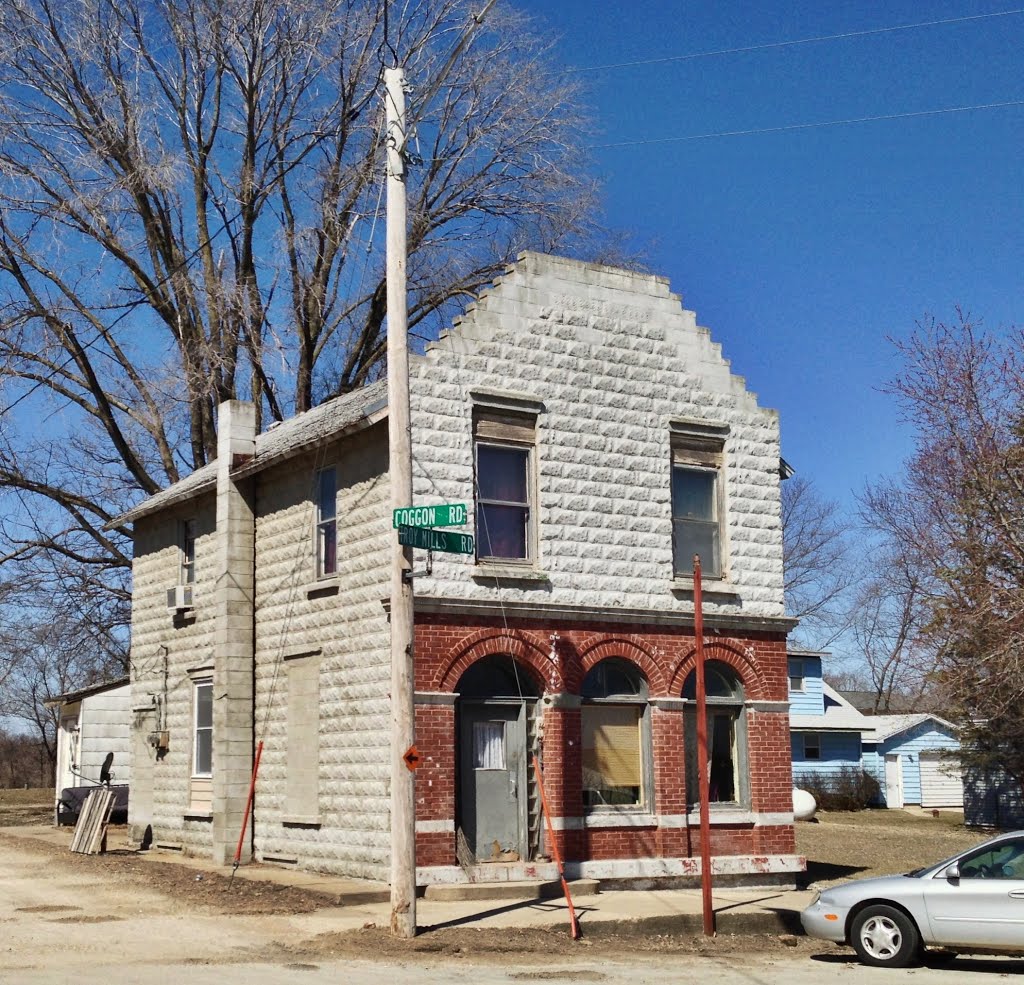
[232,739,264,871]
[533,754,581,940]
[693,556,715,936]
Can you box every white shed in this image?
[47,678,131,821]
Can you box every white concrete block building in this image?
[115,253,800,886]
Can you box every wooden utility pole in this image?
[385,65,417,940]
[693,555,715,936]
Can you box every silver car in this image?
[801,830,1024,967]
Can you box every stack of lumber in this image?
[70,788,115,855]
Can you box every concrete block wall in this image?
[128,495,217,855]
[211,400,256,864]
[408,252,785,617]
[251,424,393,879]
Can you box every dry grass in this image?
[0,788,53,805]
[0,788,54,825]
[796,808,984,888]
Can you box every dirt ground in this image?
[0,790,992,966]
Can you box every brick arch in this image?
[575,634,669,697]
[432,629,559,694]
[668,641,769,699]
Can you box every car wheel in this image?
[850,905,920,968]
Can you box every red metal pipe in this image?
[233,739,264,869]
[533,753,581,940]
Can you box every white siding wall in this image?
[79,684,132,785]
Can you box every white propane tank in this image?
[792,787,818,821]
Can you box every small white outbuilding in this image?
[47,677,131,822]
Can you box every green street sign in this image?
[397,524,474,555]
[392,503,469,529]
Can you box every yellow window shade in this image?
[582,706,642,788]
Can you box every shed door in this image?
[57,716,81,792]
[920,752,964,808]
[885,754,904,808]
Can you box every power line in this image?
[569,8,1024,74]
[593,99,1024,149]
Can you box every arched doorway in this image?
[456,655,541,863]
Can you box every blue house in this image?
[788,650,872,788]
[862,715,962,809]
[788,651,964,809]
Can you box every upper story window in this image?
[316,466,337,577]
[788,659,806,693]
[474,409,536,563]
[581,658,650,810]
[671,421,727,579]
[180,518,197,585]
[193,679,213,777]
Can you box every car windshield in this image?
[913,834,1024,879]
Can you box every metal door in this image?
[458,702,528,862]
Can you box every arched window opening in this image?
[456,654,541,700]
[683,660,748,808]
[580,658,651,810]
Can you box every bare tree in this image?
[0,730,50,789]
[781,474,856,647]
[0,608,124,779]
[0,0,612,642]
[839,495,937,708]
[871,312,1024,796]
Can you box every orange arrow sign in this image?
[403,745,421,771]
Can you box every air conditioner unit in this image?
[166,585,194,611]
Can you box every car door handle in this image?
[1008,891,1024,899]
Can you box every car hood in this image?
[819,874,923,905]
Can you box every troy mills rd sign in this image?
[397,524,474,555]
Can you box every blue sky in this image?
[520,0,1024,512]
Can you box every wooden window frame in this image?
[315,466,338,579]
[670,420,727,580]
[180,518,197,586]
[192,679,213,779]
[788,659,806,693]
[473,409,537,565]
[683,662,749,810]
[580,658,653,813]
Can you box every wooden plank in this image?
[70,789,115,855]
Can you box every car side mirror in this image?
[945,862,960,881]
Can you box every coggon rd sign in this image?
[397,524,474,555]
[392,502,468,529]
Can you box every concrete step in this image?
[423,878,600,902]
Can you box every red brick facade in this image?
[413,611,795,871]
